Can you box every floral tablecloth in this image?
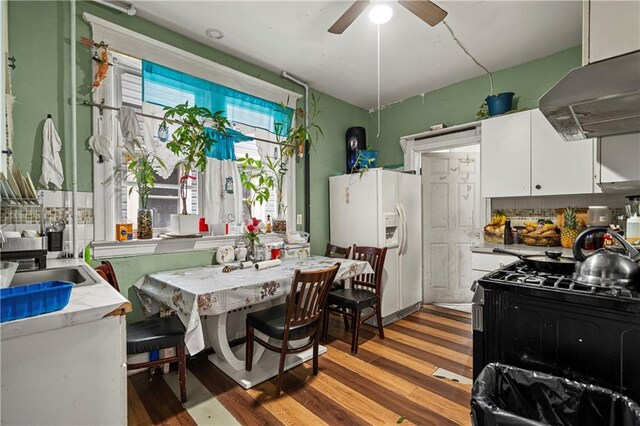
[137,256,373,354]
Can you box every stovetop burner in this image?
[487,261,639,300]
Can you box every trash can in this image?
[472,363,640,426]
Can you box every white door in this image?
[481,110,531,198]
[530,109,594,196]
[423,151,481,303]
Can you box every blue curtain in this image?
[204,128,253,161]
[142,60,292,137]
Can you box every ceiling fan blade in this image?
[328,0,371,34]
[398,0,448,27]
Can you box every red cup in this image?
[271,248,281,260]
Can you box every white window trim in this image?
[88,16,299,246]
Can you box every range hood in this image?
[539,51,640,141]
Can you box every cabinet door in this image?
[481,111,531,198]
[599,133,640,184]
[531,109,594,196]
[589,0,640,63]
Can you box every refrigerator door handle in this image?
[395,203,404,253]
[398,203,408,255]
[401,204,408,255]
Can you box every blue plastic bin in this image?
[0,281,73,322]
[485,92,515,116]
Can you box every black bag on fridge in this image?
[472,363,640,426]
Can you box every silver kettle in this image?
[572,228,640,290]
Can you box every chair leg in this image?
[351,309,361,355]
[177,345,187,403]
[376,304,385,339]
[275,343,287,397]
[246,325,254,372]
[343,310,350,331]
[313,328,319,375]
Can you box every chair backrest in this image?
[95,260,120,292]
[285,263,340,331]
[352,246,387,295]
[325,243,352,259]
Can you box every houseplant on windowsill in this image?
[123,141,166,239]
[243,217,265,260]
[163,102,229,235]
[238,95,322,233]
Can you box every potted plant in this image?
[242,217,265,260]
[238,95,322,233]
[163,102,229,235]
[123,141,165,239]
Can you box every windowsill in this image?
[91,233,285,259]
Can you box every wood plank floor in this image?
[127,305,473,425]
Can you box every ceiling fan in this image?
[328,0,448,34]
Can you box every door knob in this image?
[535,184,542,190]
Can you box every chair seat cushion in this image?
[328,288,376,310]
[127,316,185,354]
[247,304,318,341]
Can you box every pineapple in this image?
[561,207,580,248]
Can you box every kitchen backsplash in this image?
[0,206,94,225]
[491,193,628,225]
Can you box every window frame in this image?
[92,53,296,242]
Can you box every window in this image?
[115,56,198,234]
[107,53,286,236]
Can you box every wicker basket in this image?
[522,234,561,247]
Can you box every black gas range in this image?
[473,260,640,403]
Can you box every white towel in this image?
[142,102,181,179]
[40,118,64,189]
[118,106,141,152]
[88,116,113,161]
[203,158,243,225]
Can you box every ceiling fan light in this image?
[369,4,393,25]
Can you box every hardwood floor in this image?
[127,305,473,425]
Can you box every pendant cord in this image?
[377,24,381,138]
[443,20,494,95]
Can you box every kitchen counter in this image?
[472,242,575,258]
[0,258,130,341]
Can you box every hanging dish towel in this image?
[88,116,113,161]
[202,127,246,225]
[118,106,141,152]
[40,117,64,189]
[141,102,181,179]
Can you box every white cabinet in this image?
[482,110,595,198]
[597,133,640,190]
[481,111,531,198]
[531,109,594,196]
[585,0,640,65]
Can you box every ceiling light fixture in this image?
[369,4,393,25]
[205,28,224,40]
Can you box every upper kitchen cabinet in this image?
[481,110,531,198]
[531,109,594,196]
[597,133,640,191]
[583,0,640,65]
[482,110,595,198]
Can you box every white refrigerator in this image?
[329,169,422,324]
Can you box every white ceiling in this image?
[131,1,582,110]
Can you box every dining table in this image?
[136,255,373,388]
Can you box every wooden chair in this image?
[322,246,387,355]
[96,261,188,403]
[245,263,340,397]
[324,243,352,260]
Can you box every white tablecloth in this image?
[137,256,373,354]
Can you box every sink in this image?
[10,266,99,288]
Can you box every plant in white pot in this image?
[238,96,322,233]
[163,102,229,235]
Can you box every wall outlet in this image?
[296,214,303,225]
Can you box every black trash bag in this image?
[472,363,640,426]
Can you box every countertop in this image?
[471,242,575,258]
[1,259,130,341]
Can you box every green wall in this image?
[368,46,582,165]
